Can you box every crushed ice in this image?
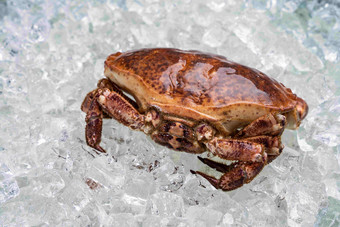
[0,0,339,226]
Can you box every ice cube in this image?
[0,164,20,204]
[146,191,185,217]
[185,206,223,226]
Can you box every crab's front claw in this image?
[193,138,267,190]
[192,157,266,191]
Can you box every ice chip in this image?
[0,164,20,204]
[109,213,139,227]
[185,206,223,226]
[206,0,226,12]
[146,192,185,217]
[222,212,234,225]
[202,24,228,48]
[31,170,65,198]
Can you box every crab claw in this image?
[190,170,221,189]
[192,157,266,191]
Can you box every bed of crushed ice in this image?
[1,0,339,226]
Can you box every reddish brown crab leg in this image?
[150,121,204,153]
[205,138,265,162]
[98,78,140,110]
[82,79,144,153]
[81,79,117,153]
[244,136,283,163]
[81,79,116,119]
[236,113,286,138]
[97,88,145,130]
[81,90,97,113]
[244,135,284,155]
[151,131,204,153]
[85,92,106,153]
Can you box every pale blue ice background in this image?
[0,0,339,226]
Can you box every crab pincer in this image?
[192,155,267,191]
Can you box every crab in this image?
[81,48,308,191]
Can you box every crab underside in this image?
[81,78,289,191]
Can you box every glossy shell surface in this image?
[104,48,298,124]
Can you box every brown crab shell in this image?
[104,48,298,134]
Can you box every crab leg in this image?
[97,88,145,130]
[82,79,117,153]
[244,135,283,155]
[81,90,97,114]
[84,91,106,153]
[205,138,266,162]
[82,79,144,153]
[81,79,118,119]
[242,135,285,163]
[236,113,286,138]
[151,131,204,153]
[98,79,140,110]
[81,79,117,152]
[151,120,209,153]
